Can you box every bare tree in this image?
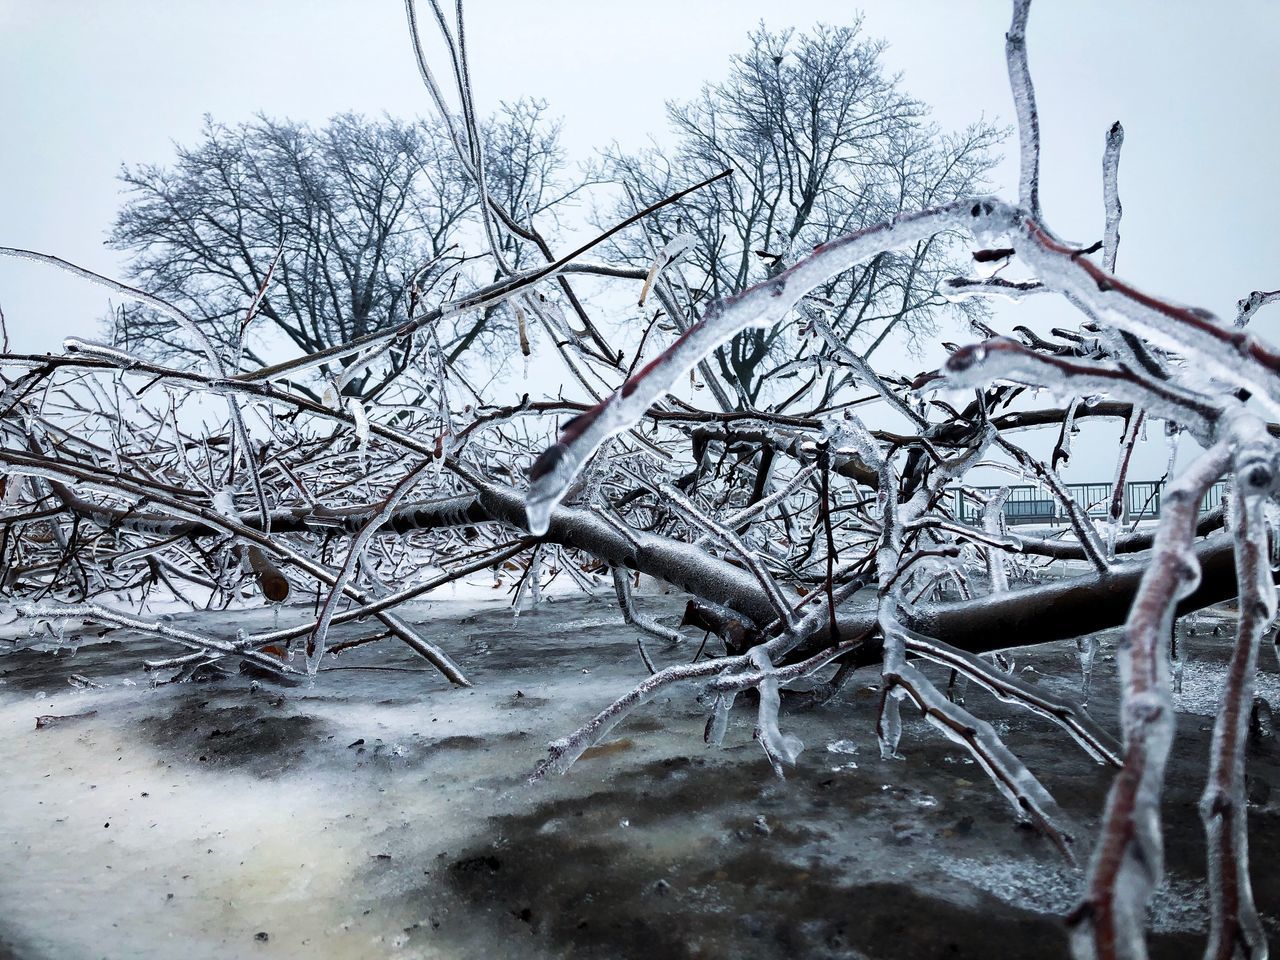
[603,21,1003,406]
[108,106,568,397]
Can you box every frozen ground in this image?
[1,591,1277,959]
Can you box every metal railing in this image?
[954,479,1227,526]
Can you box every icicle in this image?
[1164,420,1180,479]
[348,397,369,467]
[878,687,905,760]
[1168,619,1185,697]
[528,546,543,606]
[704,692,736,748]
[749,648,804,777]
[946,669,968,706]
[1075,635,1097,705]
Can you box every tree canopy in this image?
[109,104,567,397]
[603,21,1002,405]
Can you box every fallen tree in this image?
[1,2,1277,958]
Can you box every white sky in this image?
[2,1,1279,480]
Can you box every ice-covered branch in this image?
[612,566,681,660]
[1006,0,1042,220]
[1101,121,1124,273]
[1069,441,1232,960]
[1236,289,1280,329]
[1199,444,1276,960]
[524,198,988,534]
[306,458,465,680]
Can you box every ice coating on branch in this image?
[859,407,1083,856]
[63,337,151,369]
[531,658,728,781]
[981,488,1011,594]
[1163,420,1180,481]
[1054,397,1081,468]
[1236,289,1280,328]
[1266,500,1280,575]
[884,633,1075,852]
[612,566,681,650]
[814,321,926,429]
[528,546,544,606]
[1072,441,1232,959]
[638,233,695,307]
[523,197,1006,534]
[658,481,798,628]
[701,463,818,544]
[211,489,239,522]
[1005,0,1040,219]
[1106,411,1145,559]
[18,602,296,675]
[1197,466,1276,958]
[900,624,1119,767]
[1007,222,1280,423]
[828,414,885,473]
[306,459,466,683]
[335,338,396,396]
[0,475,24,509]
[1101,121,1124,273]
[1228,412,1279,498]
[941,338,1219,443]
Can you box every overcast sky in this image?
[3,2,1279,479]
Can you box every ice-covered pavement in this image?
[0,594,1276,959]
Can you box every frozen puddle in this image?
[1,596,1278,959]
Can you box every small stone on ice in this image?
[254,932,269,943]
[753,815,771,836]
